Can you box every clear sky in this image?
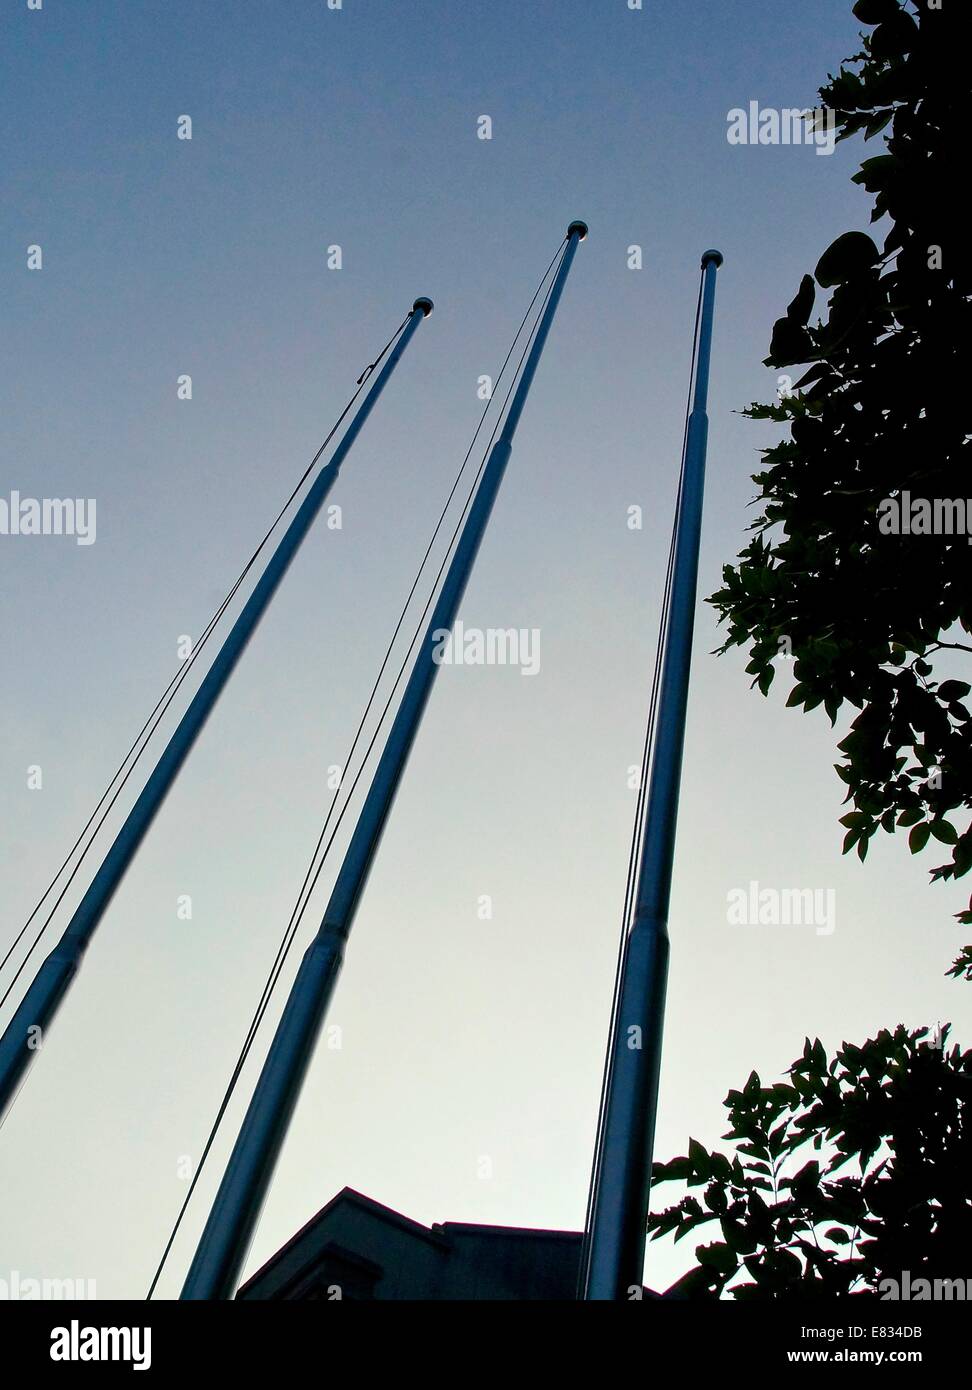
[1,0,964,1299]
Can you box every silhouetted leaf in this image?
[815,231,880,288]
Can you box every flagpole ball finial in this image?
[567,221,589,241]
[701,249,724,268]
[412,297,434,317]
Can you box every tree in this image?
[707,0,972,978]
[648,1026,972,1299]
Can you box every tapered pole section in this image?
[181,223,588,1301]
[0,300,432,1121]
[582,252,723,1300]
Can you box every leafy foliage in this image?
[707,0,972,969]
[648,1027,972,1298]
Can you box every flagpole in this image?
[181,222,588,1301]
[0,299,432,1122]
[582,251,723,1300]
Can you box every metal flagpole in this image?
[0,298,433,1121]
[582,251,723,1300]
[181,222,588,1301]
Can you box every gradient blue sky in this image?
[1,0,964,1299]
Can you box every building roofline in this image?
[238,1187,448,1296]
[435,1222,582,1241]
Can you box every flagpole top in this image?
[567,221,589,241]
[701,250,724,269]
[412,297,434,317]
